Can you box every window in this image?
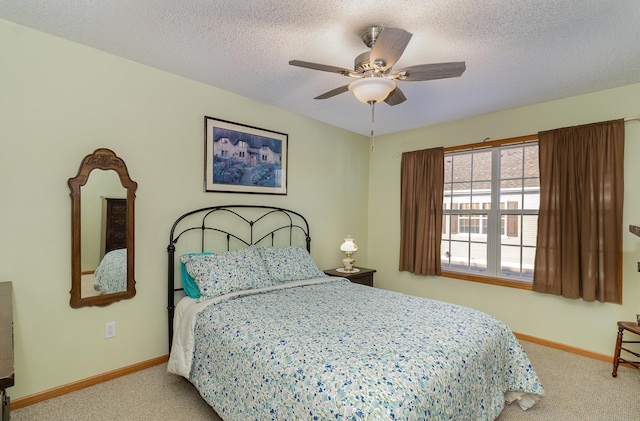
[441,142,539,284]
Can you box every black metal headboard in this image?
[166,205,311,349]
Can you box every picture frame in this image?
[204,116,288,195]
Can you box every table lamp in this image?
[338,236,359,273]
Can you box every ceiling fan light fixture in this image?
[348,77,396,104]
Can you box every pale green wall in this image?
[0,19,370,399]
[369,83,640,357]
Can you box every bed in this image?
[93,248,127,294]
[166,206,544,420]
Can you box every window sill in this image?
[440,271,533,290]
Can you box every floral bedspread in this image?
[188,278,543,420]
[93,248,126,294]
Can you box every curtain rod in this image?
[624,116,639,122]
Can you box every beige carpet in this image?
[496,341,639,420]
[11,341,640,420]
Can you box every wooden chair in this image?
[612,321,640,377]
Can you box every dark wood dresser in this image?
[0,282,14,421]
[102,198,127,255]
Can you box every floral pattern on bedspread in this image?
[189,279,543,420]
[93,248,126,294]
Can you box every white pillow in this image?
[258,246,326,283]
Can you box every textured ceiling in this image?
[2,1,640,136]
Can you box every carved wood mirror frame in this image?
[68,148,137,308]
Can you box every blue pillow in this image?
[180,252,214,298]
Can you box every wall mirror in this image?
[68,148,137,308]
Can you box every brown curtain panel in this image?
[399,147,444,275]
[533,119,624,302]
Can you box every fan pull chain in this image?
[369,100,376,152]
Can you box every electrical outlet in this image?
[104,321,116,339]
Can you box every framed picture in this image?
[204,116,288,195]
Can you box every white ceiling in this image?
[2,1,640,136]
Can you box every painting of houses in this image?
[214,128,281,166]
[205,118,287,194]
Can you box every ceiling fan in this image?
[289,26,466,106]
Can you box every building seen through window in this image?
[442,143,539,283]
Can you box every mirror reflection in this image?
[80,170,127,298]
[69,148,137,308]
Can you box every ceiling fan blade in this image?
[289,60,356,77]
[314,84,350,100]
[370,27,412,72]
[393,62,466,81]
[384,87,407,106]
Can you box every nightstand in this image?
[323,267,376,287]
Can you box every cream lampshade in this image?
[338,236,359,273]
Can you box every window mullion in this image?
[486,148,501,277]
